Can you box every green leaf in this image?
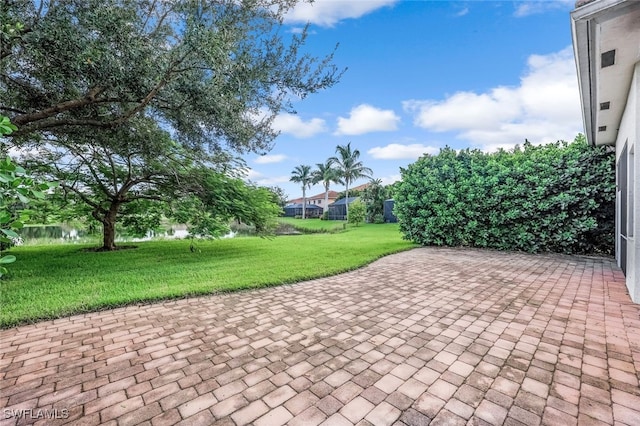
[1,229,19,238]
[0,255,16,264]
[0,211,11,224]
[31,190,46,199]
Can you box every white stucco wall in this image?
[616,62,640,303]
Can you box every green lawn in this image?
[1,223,415,328]
[277,217,347,232]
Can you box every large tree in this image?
[25,118,281,250]
[330,143,372,220]
[312,159,341,213]
[2,0,342,144]
[290,164,312,219]
[1,0,343,249]
[29,117,192,250]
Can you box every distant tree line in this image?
[290,142,372,221]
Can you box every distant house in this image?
[283,203,323,218]
[572,0,640,302]
[350,183,371,193]
[327,197,359,221]
[287,190,340,211]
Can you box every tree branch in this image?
[72,148,114,199]
[12,86,106,126]
[0,106,28,114]
[102,145,119,195]
[121,193,164,203]
[60,182,101,211]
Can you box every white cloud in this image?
[242,168,263,181]
[289,27,316,35]
[273,113,327,138]
[514,1,574,17]
[254,154,288,164]
[404,47,582,151]
[256,175,291,185]
[379,174,402,186]
[241,168,290,186]
[368,143,439,160]
[404,88,522,132]
[455,7,469,17]
[285,0,398,27]
[335,104,400,135]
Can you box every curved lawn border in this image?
[1,224,416,328]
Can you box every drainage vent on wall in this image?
[601,50,616,68]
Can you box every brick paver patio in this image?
[1,247,639,425]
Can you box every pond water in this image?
[18,225,89,242]
[17,224,237,245]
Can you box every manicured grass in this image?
[1,223,415,327]
[277,217,347,232]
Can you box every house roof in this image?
[308,190,340,200]
[329,197,359,207]
[571,0,640,146]
[350,183,370,192]
[287,191,340,204]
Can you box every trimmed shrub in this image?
[394,136,615,255]
[372,214,385,224]
[347,200,366,226]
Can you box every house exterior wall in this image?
[308,196,335,211]
[289,192,339,211]
[616,62,640,302]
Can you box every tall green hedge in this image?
[394,136,615,255]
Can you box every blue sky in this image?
[243,0,582,200]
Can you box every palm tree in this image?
[290,164,313,219]
[330,143,373,220]
[312,160,343,213]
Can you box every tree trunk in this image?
[345,183,349,221]
[324,184,329,216]
[302,187,306,219]
[101,203,120,251]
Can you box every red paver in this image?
[1,247,638,425]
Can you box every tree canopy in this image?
[290,164,312,218]
[312,159,341,214]
[362,178,389,223]
[2,0,342,152]
[330,143,372,220]
[1,0,344,249]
